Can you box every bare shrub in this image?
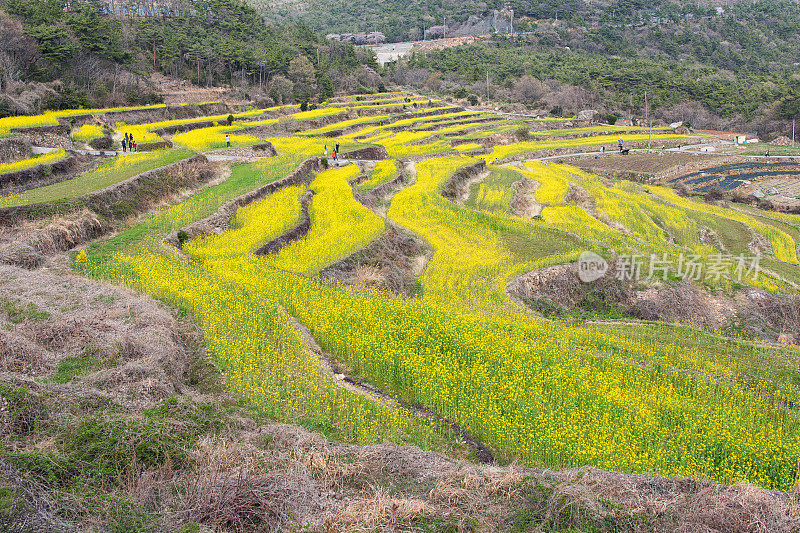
[353,265,385,287]
[704,187,724,202]
[30,318,90,352]
[736,291,800,340]
[512,75,545,107]
[185,438,322,532]
[89,137,113,150]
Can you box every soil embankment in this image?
[0,153,83,192]
[254,191,315,256]
[0,156,216,267]
[508,261,800,343]
[320,225,429,296]
[440,160,487,203]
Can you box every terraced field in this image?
[0,150,191,207]
[8,92,800,494]
[0,148,68,174]
[668,161,800,194]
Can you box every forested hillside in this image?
[1,0,798,137]
[254,0,800,64]
[398,36,800,136]
[0,0,378,115]
[240,0,800,135]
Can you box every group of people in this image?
[122,133,137,153]
[324,143,341,161]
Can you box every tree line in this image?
[0,0,378,115]
[397,36,799,138]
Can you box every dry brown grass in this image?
[510,178,542,218]
[185,437,325,532]
[564,183,594,209]
[544,467,800,533]
[508,261,800,341]
[353,264,386,287]
[0,263,198,409]
[0,210,106,268]
[331,487,430,532]
[320,225,429,297]
[0,331,48,375]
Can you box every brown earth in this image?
[339,145,390,160]
[508,261,800,343]
[202,143,278,160]
[510,178,542,218]
[320,224,429,296]
[440,160,487,202]
[15,129,74,150]
[569,152,729,180]
[491,139,702,165]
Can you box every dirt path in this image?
[285,274,494,463]
[285,311,397,407]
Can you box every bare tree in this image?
[268,75,293,104]
[512,75,545,106]
[0,12,38,94]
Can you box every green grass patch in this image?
[0,385,47,437]
[0,150,191,208]
[0,485,23,527]
[2,396,236,488]
[49,346,115,384]
[1,298,50,323]
[465,166,521,214]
